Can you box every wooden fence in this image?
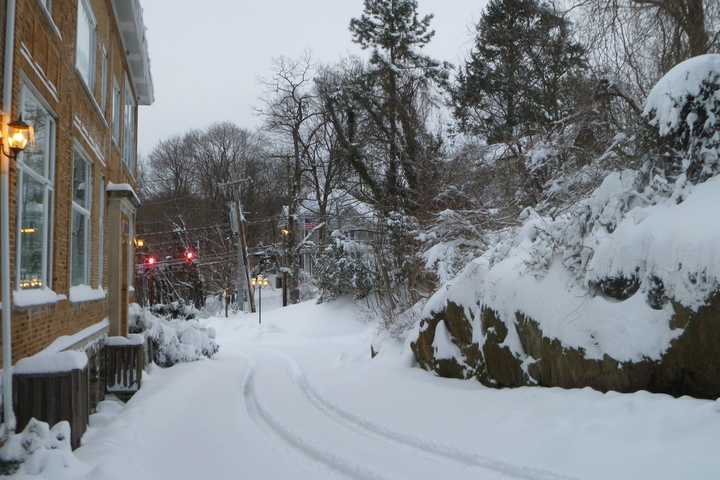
[11,336,147,449]
[104,342,144,401]
[13,368,89,449]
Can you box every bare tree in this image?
[258,54,325,304]
[575,0,719,97]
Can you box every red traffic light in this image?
[185,251,195,261]
[146,256,157,266]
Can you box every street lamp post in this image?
[250,274,269,325]
[280,228,289,307]
[1,115,32,434]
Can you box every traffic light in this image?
[185,250,195,262]
[145,256,157,267]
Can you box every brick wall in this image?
[0,0,142,362]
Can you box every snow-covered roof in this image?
[112,0,154,105]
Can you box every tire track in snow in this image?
[270,351,580,480]
[240,358,399,480]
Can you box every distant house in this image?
[0,0,154,445]
[280,194,379,275]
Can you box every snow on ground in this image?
[11,290,720,479]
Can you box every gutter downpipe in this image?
[1,0,17,434]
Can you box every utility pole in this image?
[220,179,256,313]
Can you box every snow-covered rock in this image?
[413,150,720,397]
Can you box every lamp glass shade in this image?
[7,117,31,151]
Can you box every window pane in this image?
[76,1,93,87]
[71,209,88,286]
[73,153,89,207]
[19,175,46,289]
[21,91,52,179]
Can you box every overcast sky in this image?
[138,0,487,157]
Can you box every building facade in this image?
[0,0,153,363]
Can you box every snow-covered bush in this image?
[644,54,720,184]
[418,209,487,284]
[148,301,202,320]
[130,304,219,367]
[0,419,79,476]
[314,231,375,302]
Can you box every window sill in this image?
[69,285,106,304]
[13,288,66,308]
[36,1,62,41]
[74,68,108,127]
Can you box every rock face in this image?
[411,293,720,399]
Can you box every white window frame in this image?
[39,0,52,14]
[71,148,92,287]
[75,0,97,91]
[99,44,108,110]
[97,176,105,288]
[122,75,136,174]
[112,77,121,145]
[16,85,56,290]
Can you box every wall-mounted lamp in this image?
[1,115,31,159]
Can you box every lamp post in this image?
[280,228,289,307]
[250,274,269,325]
[1,114,32,434]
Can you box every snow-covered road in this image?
[65,295,720,480]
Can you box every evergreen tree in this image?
[320,0,447,215]
[350,0,437,70]
[452,0,587,144]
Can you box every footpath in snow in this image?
[13,293,720,479]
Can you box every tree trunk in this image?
[685,0,709,57]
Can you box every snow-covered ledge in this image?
[107,182,141,207]
[13,288,67,308]
[43,318,109,354]
[69,285,106,303]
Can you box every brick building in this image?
[0,0,153,366]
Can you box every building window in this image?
[123,76,136,173]
[76,0,96,90]
[99,45,108,110]
[16,86,55,290]
[112,78,121,144]
[98,176,105,288]
[71,149,92,286]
